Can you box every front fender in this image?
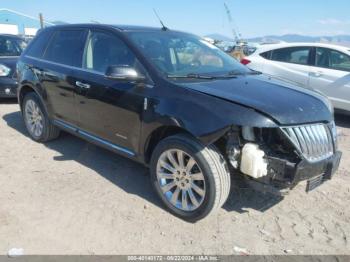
[142,85,278,147]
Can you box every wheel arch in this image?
[18,83,51,118]
[143,125,196,164]
[18,84,37,111]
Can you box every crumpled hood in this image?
[0,56,18,77]
[180,74,332,125]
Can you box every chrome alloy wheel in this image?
[156,149,206,211]
[24,99,44,138]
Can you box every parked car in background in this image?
[215,41,257,60]
[17,25,341,221]
[0,34,26,98]
[243,43,350,113]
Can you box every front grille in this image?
[281,124,334,162]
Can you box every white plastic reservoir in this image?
[240,143,268,179]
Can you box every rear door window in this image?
[316,47,350,72]
[270,47,311,65]
[43,29,86,67]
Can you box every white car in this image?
[242,42,350,113]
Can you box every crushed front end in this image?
[224,122,342,195]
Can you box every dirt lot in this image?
[0,100,349,255]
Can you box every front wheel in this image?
[150,134,231,222]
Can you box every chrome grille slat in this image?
[312,125,321,156]
[306,126,319,158]
[286,129,299,147]
[325,127,333,153]
[302,126,314,158]
[293,128,309,155]
[319,125,327,153]
[317,125,328,154]
[281,124,334,162]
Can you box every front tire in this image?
[22,92,60,142]
[150,134,231,222]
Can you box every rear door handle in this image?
[310,71,323,77]
[76,81,91,89]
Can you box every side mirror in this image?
[105,65,146,81]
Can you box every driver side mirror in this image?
[105,65,146,82]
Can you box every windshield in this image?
[127,31,250,78]
[0,36,26,57]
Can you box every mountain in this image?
[246,34,350,44]
[205,34,234,42]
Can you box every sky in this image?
[3,0,350,38]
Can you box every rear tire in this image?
[150,134,231,222]
[22,92,60,142]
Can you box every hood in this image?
[0,56,18,77]
[179,74,332,125]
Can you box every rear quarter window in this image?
[25,29,53,58]
[260,50,272,59]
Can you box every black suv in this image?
[0,34,26,98]
[17,24,341,221]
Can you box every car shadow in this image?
[3,110,283,216]
[223,182,283,213]
[335,113,350,128]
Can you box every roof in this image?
[255,42,350,55]
[0,8,54,25]
[44,23,189,35]
[113,25,166,31]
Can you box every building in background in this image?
[0,8,53,36]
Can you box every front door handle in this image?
[310,71,323,77]
[76,81,91,89]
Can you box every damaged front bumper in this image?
[245,151,342,195]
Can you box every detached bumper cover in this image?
[0,77,17,97]
[245,151,342,195]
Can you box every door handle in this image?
[310,71,323,77]
[43,71,58,78]
[76,81,91,89]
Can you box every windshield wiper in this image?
[167,73,215,79]
[227,70,245,76]
[224,70,262,77]
[246,70,262,75]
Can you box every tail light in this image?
[241,58,251,65]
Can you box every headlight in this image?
[0,64,11,77]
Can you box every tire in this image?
[22,92,60,142]
[150,134,231,222]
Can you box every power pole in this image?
[39,13,44,29]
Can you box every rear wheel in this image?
[22,92,60,142]
[150,134,231,222]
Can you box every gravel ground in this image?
[0,100,349,255]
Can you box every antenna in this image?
[153,8,168,31]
